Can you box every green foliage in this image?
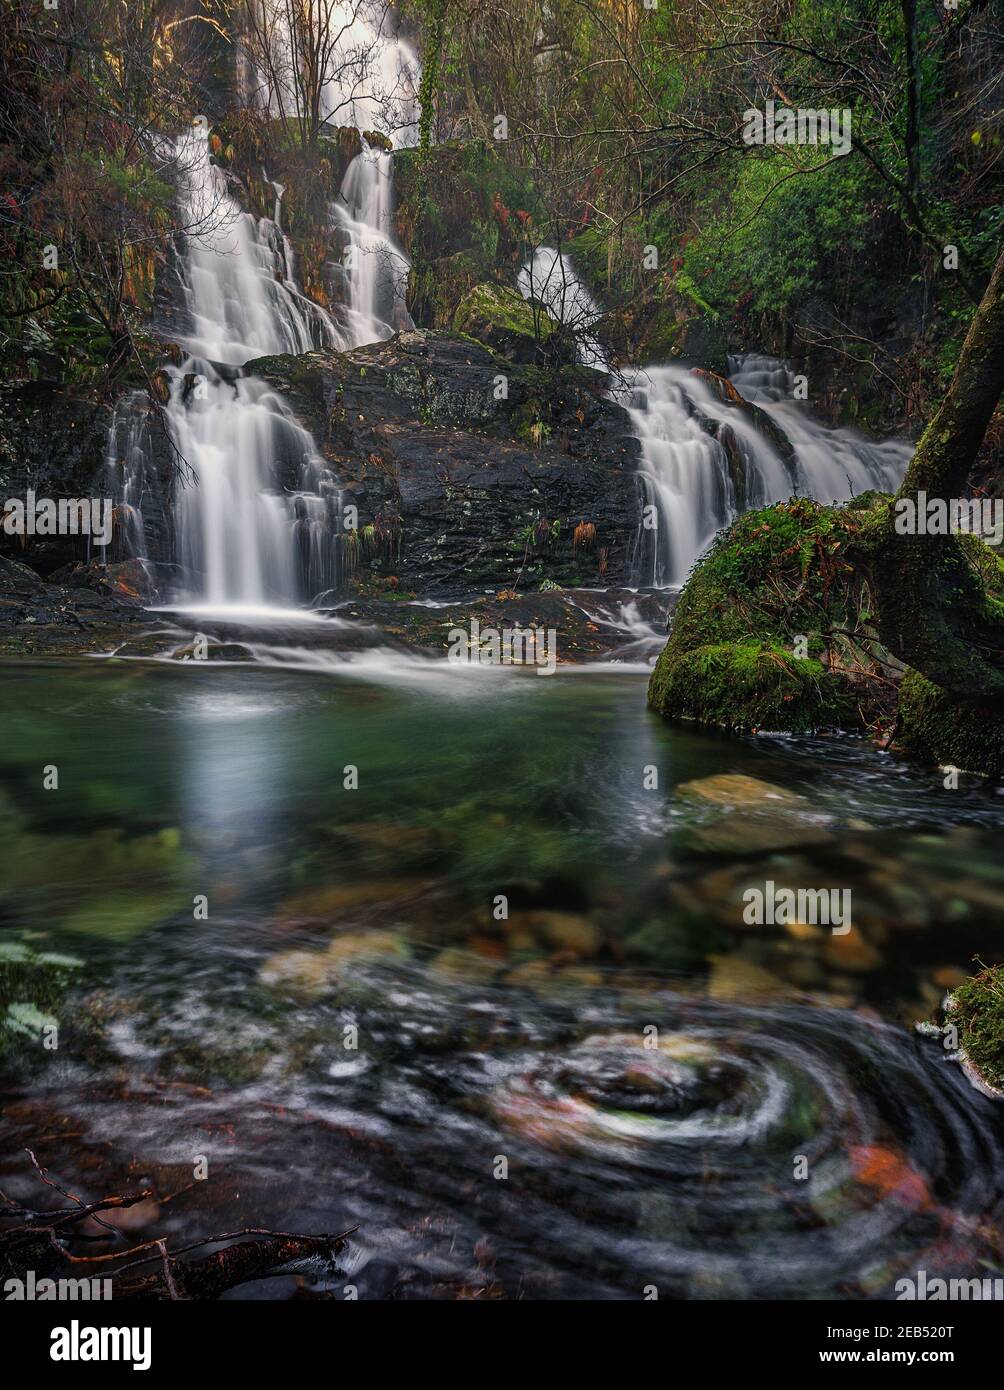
[15,291,115,385]
[684,153,875,317]
[77,151,172,218]
[952,964,1004,1091]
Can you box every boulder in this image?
[452,282,561,364]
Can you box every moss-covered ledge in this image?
[946,963,1004,1098]
[452,282,562,364]
[896,669,1004,779]
[647,495,897,735]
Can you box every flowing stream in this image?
[2,661,1004,1298]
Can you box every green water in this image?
[2,655,1004,1299]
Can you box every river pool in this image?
[2,652,1003,1298]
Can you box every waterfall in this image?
[517,247,608,370]
[728,352,911,503]
[625,365,794,588]
[631,354,911,587]
[163,126,345,614]
[331,145,413,344]
[98,4,420,613]
[245,0,420,142]
[518,247,911,590]
[104,393,154,564]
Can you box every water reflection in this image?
[2,660,1004,1298]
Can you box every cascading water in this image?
[330,145,413,344]
[518,248,912,589]
[630,354,911,587]
[729,352,912,501]
[517,246,608,370]
[634,353,906,581]
[165,126,345,613]
[104,393,154,564]
[149,3,419,613]
[244,0,420,141]
[625,365,794,588]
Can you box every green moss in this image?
[952,964,1004,1091]
[452,282,559,362]
[896,668,1004,778]
[649,640,850,734]
[0,939,85,1055]
[408,251,483,331]
[648,496,896,733]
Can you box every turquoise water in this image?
[2,654,1004,1298]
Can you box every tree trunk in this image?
[874,244,1004,703]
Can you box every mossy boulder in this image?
[647,492,1004,773]
[948,964,1004,1095]
[896,668,1004,778]
[408,251,483,332]
[598,272,729,371]
[647,495,897,734]
[452,282,560,364]
[650,641,852,734]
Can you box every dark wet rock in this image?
[0,381,177,574]
[688,367,797,478]
[0,381,113,576]
[334,588,652,663]
[49,557,155,601]
[598,279,729,373]
[0,551,145,656]
[247,330,642,593]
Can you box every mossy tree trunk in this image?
[407,0,450,327]
[874,243,1004,705]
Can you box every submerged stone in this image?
[707,954,787,1000]
[675,773,834,853]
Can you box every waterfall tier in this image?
[518,247,911,589]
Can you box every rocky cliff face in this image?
[248,329,642,594]
[0,326,644,649]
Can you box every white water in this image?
[330,146,413,344]
[625,364,794,588]
[518,248,912,589]
[112,20,909,617]
[165,126,344,609]
[104,392,154,563]
[245,0,420,141]
[630,354,910,586]
[154,4,418,611]
[518,247,608,370]
[728,352,911,503]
